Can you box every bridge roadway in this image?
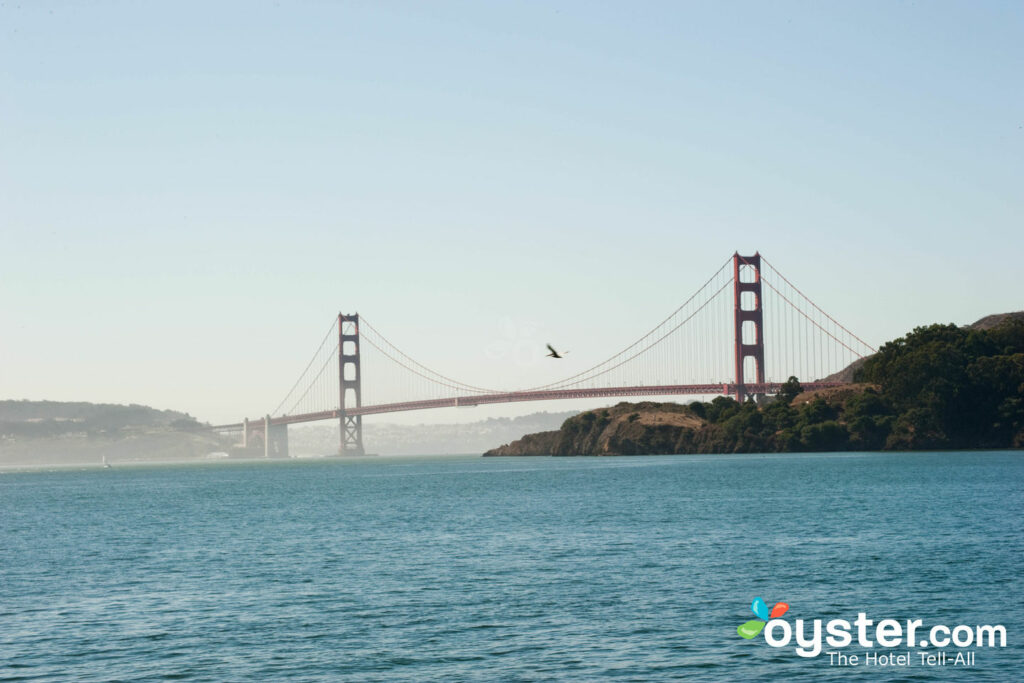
[211,382,844,431]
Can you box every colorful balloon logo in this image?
[737,597,789,639]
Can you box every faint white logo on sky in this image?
[484,316,545,370]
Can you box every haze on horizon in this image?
[2,1,1021,425]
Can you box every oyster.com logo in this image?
[737,597,789,639]
[734,595,1007,666]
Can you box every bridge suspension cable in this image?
[525,256,735,391]
[358,316,499,395]
[752,255,876,383]
[272,318,340,417]
[759,256,876,353]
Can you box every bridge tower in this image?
[338,313,365,456]
[733,252,766,402]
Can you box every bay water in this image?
[2,452,1022,681]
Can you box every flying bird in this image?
[546,344,568,359]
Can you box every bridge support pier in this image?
[338,313,365,456]
[263,415,289,459]
[733,252,766,403]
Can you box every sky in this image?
[2,1,1022,426]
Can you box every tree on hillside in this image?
[778,376,803,404]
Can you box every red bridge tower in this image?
[339,313,365,456]
[733,252,766,402]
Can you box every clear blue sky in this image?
[2,1,1021,425]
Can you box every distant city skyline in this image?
[2,1,1021,424]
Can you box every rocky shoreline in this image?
[484,401,705,456]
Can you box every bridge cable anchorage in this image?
[272,318,340,416]
[524,255,735,391]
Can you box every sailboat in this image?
[102,455,111,469]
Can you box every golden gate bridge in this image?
[213,253,875,456]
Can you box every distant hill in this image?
[0,400,200,438]
[820,357,869,384]
[968,311,1024,331]
[0,400,228,466]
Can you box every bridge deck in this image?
[211,382,842,431]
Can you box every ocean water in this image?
[1,452,1022,681]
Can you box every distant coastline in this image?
[0,400,233,466]
[0,400,579,465]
